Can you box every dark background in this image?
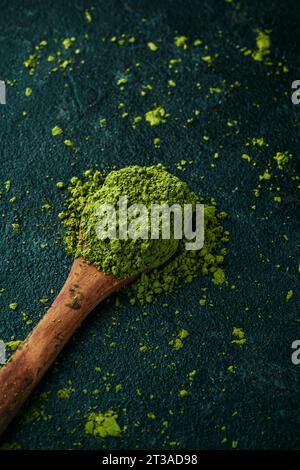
[0,0,299,450]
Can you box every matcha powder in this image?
[85,411,122,438]
[59,164,229,304]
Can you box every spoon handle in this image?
[0,257,129,435]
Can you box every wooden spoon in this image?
[0,256,136,435]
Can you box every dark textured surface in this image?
[0,0,299,450]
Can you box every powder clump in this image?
[252,31,271,62]
[145,107,168,126]
[85,410,121,438]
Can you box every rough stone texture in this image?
[0,0,299,450]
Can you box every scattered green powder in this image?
[11,223,21,234]
[286,290,293,301]
[170,338,184,350]
[154,137,161,148]
[241,153,251,162]
[132,116,142,127]
[99,117,107,127]
[209,87,222,93]
[188,370,197,382]
[64,139,77,151]
[52,126,63,136]
[62,37,75,50]
[259,170,271,181]
[169,330,189,350]
[57,387,75,399]
[193,39,202,46]
[251,137,268,147]
[201,55,215,64]
[22,406,51,424]
[252,30,271,62]
[231,327,247,346]
[59,165,228,304]
[9,303,18,311]
[147,42,158,52]
[175,36,188,49]
[145,107,168,126]
[116,78,128,86]
[178,329,189,340]
[85,411,121,438]
[212,268,226,285]
[6,340,23,351]
[274,151,291,170]
[85,9,92,23]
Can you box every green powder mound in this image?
[130,205,228,304]
[58,169,107,253]
[77,164,198,278]
[59,165,229,303]
[85,410,121,438]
